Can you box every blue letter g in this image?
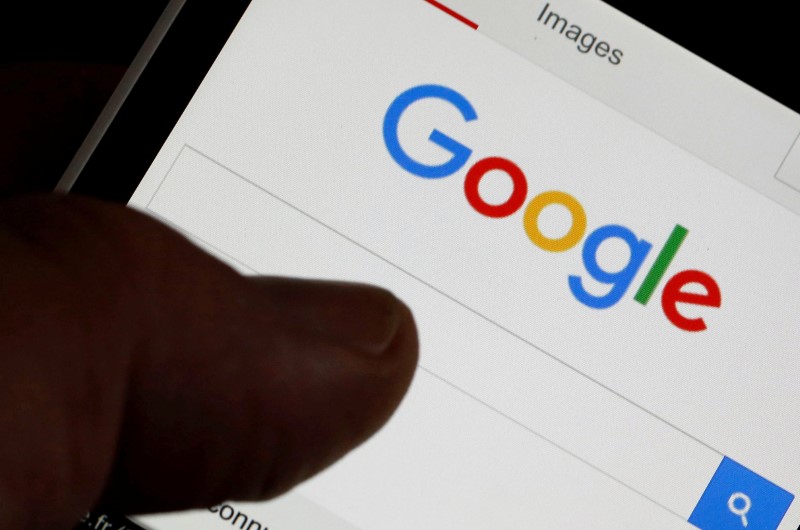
[383,85,477,179]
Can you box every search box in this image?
[147,145,790,527]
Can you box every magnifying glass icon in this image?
[728,492,752,527]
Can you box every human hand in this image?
[0,63,418,529]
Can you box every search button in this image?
[689,457,794,530]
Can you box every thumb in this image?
[0,194,418,528]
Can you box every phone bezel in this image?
[65,0,252,203]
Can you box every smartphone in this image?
[63,0,800,528]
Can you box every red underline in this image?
[424,0,479,30]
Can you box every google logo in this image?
[383,85,721,332]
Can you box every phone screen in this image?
[116,0,800,528]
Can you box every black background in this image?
[1,1,169,65]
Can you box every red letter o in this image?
[464,157,528,218]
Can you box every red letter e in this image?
[661,270,721,332]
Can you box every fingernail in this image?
[254,278,405,356]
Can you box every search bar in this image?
[146,145,794,529]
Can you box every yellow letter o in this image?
[523,191,587,252]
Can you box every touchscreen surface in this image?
[118,0,800,528]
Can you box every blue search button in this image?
[690,457,794,530]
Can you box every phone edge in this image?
[56,0,189,193]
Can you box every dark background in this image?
[1,0,796,193]
[1,1,169,65]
